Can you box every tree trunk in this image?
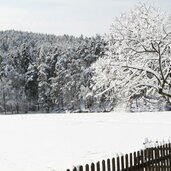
[3,91,6,114]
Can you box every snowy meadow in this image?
[0,112,170,171]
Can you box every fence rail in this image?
[67,143,171,171]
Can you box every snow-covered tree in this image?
[20,44,32,73]
[51,36,107,112]
[25,63,38,111]
[92,3,171,111]
[37,46,60,112]
[37,47,52,112]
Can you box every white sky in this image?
[0,0,171,36]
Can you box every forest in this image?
[0,30,110,113]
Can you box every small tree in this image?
[92,3,171,111]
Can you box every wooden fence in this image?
[66,143,171,171]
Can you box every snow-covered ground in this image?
[0,112,171,171]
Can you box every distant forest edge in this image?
[1,3,171,114]
[0,30,108,113]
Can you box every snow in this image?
[0,112,171,171]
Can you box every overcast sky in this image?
[0,0,171,36]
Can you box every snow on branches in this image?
[92,3,171,111]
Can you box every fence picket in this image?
[91,163,95,171]
[129,153,133,170]
[107,159,111,171]
[133,152,137,170]
[169,143,171,171]
[151,148,155,171]
[165,144,168,171]
[97,161,100,171]
[158,146,162,171]
[146,148,150,171]
[140,150,144,171]
[102,160,106,171]
[125,154,129,171]
[112,158,115,171]
[137,151,141,171]
[154,147,159,171]
[121,156,124,171]
[117,156,120,171]
[162,144,165,171]
[85,164,89,171]
[79,166,83,171]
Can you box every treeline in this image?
[0,30,113,114]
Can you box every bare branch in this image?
[151,42,158,52]
[162,71,171,88]
[122,65,161,85]
[157,43,165,85]
[163,25,171,40]
[159,89,171,98]
[161,43,171,56]
[126,47,157,54]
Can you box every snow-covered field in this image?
[0,112,171,171]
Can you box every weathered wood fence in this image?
[67,143,171,171]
